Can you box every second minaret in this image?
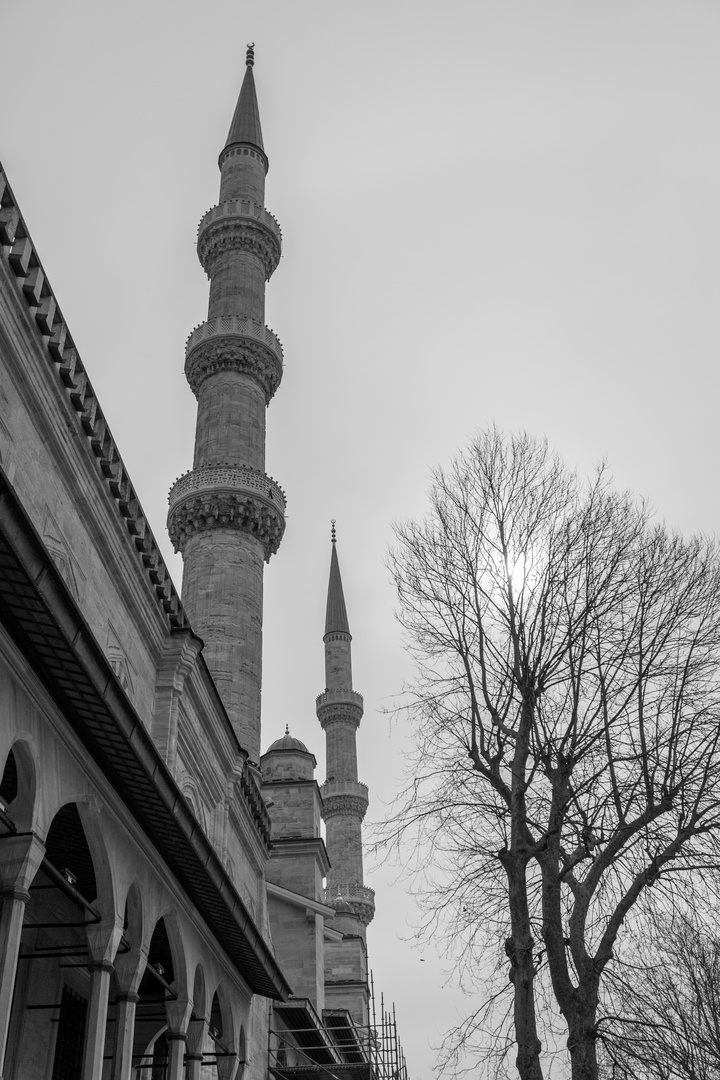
[168,47,284,760]
[317,531,375,933]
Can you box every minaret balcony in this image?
[197,198,282,279]
[316,688,364,729]
[167,463,286,559]
[325,881,376,926]
[321,780,369,821]
[185,315,284,401]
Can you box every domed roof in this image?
[265,726,311,755]
[330,893,356,916]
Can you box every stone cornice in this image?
[268,836,332,876]
[0,162,187,631]
[185,318,283,402]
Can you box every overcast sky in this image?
[3,2,720,1075]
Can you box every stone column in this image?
[81,961,113,1080]
[0,832,45,1079]
[185,1018,206,1080]
[111,991,138,1080]
[165,997,192,1080]
[166,1031,187,1080]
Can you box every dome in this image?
[331,893,356,916]
[265,726,311,755]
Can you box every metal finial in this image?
[331,519,337,544]
[246,42,255,66]
[285,723,289,735]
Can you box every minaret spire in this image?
[224,45,265,158]
[317,532,374,924]
[168,48,285,761]
[325,533,350,640]
[317,532,374,1025]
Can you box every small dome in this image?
[265,725,311,755]
[331,893,355,916]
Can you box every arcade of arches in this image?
[0,734,252,1080]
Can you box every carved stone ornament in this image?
[185,335,283,402]
[316,703,363,730]
[167,468,286,561]
[349,897,376,926]
[321,792,369,821]
[197,215,281,280]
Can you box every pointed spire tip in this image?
[325,533,350,636]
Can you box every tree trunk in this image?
[567,1015,599,1080]
[505,860,544,1080]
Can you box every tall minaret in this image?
[168,46,284,761]
[317,526,375,935]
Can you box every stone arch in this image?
[0,737,37,831]
[192,962,208,1021]
[209,984,236,1055]
[237,1024,247,1076]
[114,879,146,994]
[123,879,144,948]
[44,802,99,903]
[134,913,186,1067]
[74,801,118,924]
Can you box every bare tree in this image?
[386,429,720,1080]
[601,911,720,1080]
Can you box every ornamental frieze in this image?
[321,793,369,821]
[317,704,363,730]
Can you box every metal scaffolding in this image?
[268,974,409,1080]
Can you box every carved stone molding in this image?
[167,464,286,560]
[185,322,283,402]
[197,213,281,280]
[316,704,363,730]
[321,784,369,822]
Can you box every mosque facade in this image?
[0,47,407,1080]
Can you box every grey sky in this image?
[2,2,719,1074]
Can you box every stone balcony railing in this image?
[315,688,364,711]
[321,779,369,801]
[325,882,376,907]
[185,315,284,366]
[197,199,282,244]
[168,464,286,517]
